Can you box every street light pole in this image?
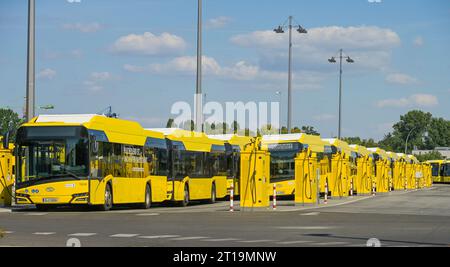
[26,0,35,122]
[405,127,417,154]
[338,49,343,140]
[287,16,293,133]
[195,0,203,132]
[328,49,354,140]
[274,16,307,134]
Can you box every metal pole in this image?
[26,0,35,122]
[405,128,415,154]
[338,49,343,140]
[287,16,293,133]
[195,0,203,132]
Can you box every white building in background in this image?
[413,147,450,159]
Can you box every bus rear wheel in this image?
[139,184,152,209]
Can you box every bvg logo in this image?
[46,187,55,193]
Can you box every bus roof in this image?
[426,160,445,164]
[386,152,399,160]
[261,134,327,153]
[349,145,371,157]
[149,128,224,152]
[407,155,419,163]
[22,114,165,146]
[323,139,353,155]
[368,147,389,160]
[208,134,253,149]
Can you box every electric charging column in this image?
[240,140,270,209]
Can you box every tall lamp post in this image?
[274,16,307,133]
[195,0,203,132]
[26,0,35,122]
[328,49,354,140]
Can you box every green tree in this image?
[424,117,450,149]
[301,126,320,136]
[0,108,23,142]
[166,118,175,128]
[415,151,444,162]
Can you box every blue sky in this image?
[0,0,449,140]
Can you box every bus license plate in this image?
[42,198,58,203]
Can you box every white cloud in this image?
[90,72,112,81]
[376,94,438,108]
[230,26,401,71]
[413,36,424,47]
[62,22,102,33]
[124,56,325,89]
[313,114,336,122]
[84,72,118,92]
[37,68,56,80]
[206,16,232,29]
[385,73,418,85]
[111,32,187,56]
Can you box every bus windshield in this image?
[444,163,450,177]
[16,127,89,185]
[431,163,440,177]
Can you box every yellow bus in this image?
[15,115,230,211]
[15,114,171,211]
[149,128,229,206]
[323,139,354,197]
[261,134,329,198]
[208,135,253,197]
[427,160,445,184]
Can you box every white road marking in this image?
[136,213,160,216]
[276,241,313,245]
[170,236,209,241]
[276,226,336,230]
[300,212,320,216]
[311,242,349,246]
[68,233,97,237]
[24,213,48,216]
[110,234,139,238]
[138,235,180,239]
[201,238,241,242]
[238,240,276,243]
[33,232,56,235]
[1,231,14,234]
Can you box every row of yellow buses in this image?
[259,134,434,204]
[13,115,236,211]
[9,114,439,210]
[428,160,450,184]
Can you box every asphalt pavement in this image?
[1,185,449,247]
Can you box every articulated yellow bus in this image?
[15,114,170,211]
[208,135,253,197]
[428,160,450,184]
[261,134,329,199]
[15,115,230,211]
[323,139,354,197]
[150,128,229,206]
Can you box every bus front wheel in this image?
[179,184,190,207]
[208,183,216,204]
[99,184,113,211]
[140,184,152,209]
